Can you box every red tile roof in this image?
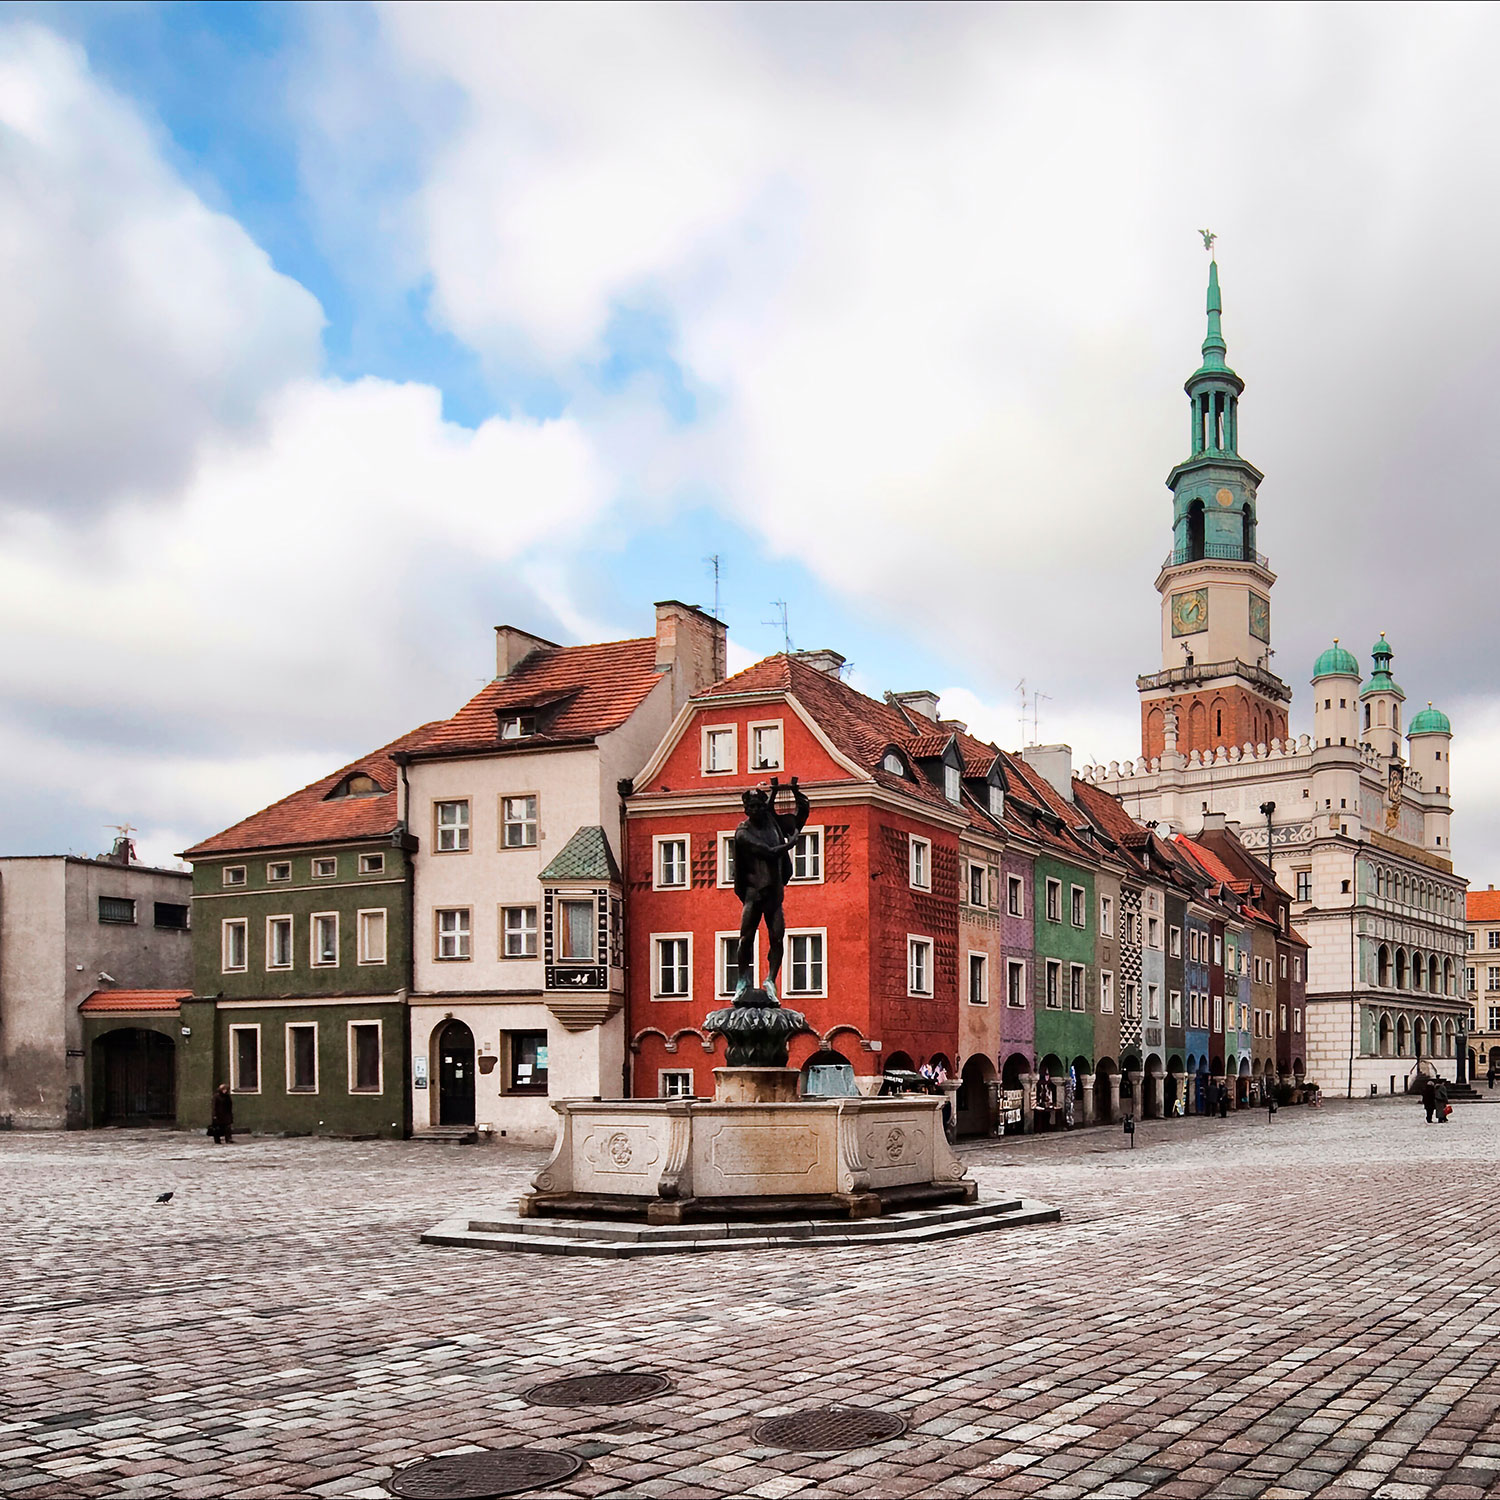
[1469,889,1500,922]
[80,989,191,1013]
[183,724,437,859]
[414,638,665,757]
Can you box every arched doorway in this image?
[96,1028,176,1124]
[1094,1058,1116,1123]
[957,1055,997,1137]
[1237,1055,1251,1105]
[1143,1055,1163,1119]
[436,1019,476,1127]
[1001,1051,1030,1089]
[1378,1014,1392,1055]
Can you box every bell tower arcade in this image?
[1138,250,1291,761]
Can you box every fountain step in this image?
[422,1196,1059,1257]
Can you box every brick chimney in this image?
[791,649,846,676]
[494,626,558,680]
[655,600,727,710]
[1021,743,1074,803]
[893,690,941,723]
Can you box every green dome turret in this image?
[1408,703,1451,735]
[1312,639,1360,679]
[1362,632,1405,699]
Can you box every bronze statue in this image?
[732,776,810,1001]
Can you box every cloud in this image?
[0,24,324,515]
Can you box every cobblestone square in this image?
[3,1098,1498,1499]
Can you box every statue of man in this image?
[733,776,810,1001]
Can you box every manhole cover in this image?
[388,1448,583,1499]
[524,1371,672,1407]
[753,1406,907,1452]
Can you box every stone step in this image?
[412,1126,478,1143]
[423,1198,1059,1257]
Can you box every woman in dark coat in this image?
[210,1083,234,1144]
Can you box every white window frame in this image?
[659,1068,694,1099]
[968,863,987,909]
[748,719,784,772]
[1214,935,1224,965]
[500,904,538,959]
[907,935,934,997]
[1069,963,1086,1011]
[285,1021,319,1095]
[434,799,471,853]
[717,831,736,887]
[787,928,828,999]
[222,918,248,973]
[653,933,693,1000]
[702,723,737,775]
[358,852,385,876]
[1169,989,1183,1026]
[223,865,246,887]
[1169,926,1182,958]
[310,911,339,968]
[1007,959,1027,1008]
[1147,915,1161,949]
[434,907,472,961]
[1100,969,1114,1014]
[1123,979,1139,1018]
[265,915,293,971]
[1147,983,1161,1020]
[654,834,690,890]
[556,896,597,963]
[1294,955,1303,981]
[790,827,825,884]
[1046,878,1062,923]
[229,1023,260,1093]
[967,950,988,1006]
[944,763,961,803]
[1099,895,1113,938]
[267,861,291,884]
[1214,994,1224,1031]
[500,794,538,849]
[312,857,338,880]
[909,836,932,891]
[1045,959,1061,1009]
[347,1020,383,1094]
[1280,953,1288,979]
[1007,874,1024,917]
[357,908,387,965]
[1071,885,1086,928]
[717,931,759,996]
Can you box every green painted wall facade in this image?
[1032,855,1096,1067]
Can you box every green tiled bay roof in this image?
[539,825,621,883]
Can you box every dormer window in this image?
[988,785,1003,818]
[328,772,383,799]
[882,751,905,776]
[499,713,537,740]
[944,765,961,803]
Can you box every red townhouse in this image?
[623,650,1009,1098]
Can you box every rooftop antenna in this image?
[1014,679,1027,745]
[763,599,792,654]
[704,554,722,619]
[1032,692,1051,744]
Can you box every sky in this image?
[2,1,1498,878]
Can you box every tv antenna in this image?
[764,599,792,653]
[1031,692,1051,744]
[704,554,722,619]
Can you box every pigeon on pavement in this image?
[155,1192,173,1203]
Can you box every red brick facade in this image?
[1141,686,1289,762]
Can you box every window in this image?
[1294,956,1302,981]
[267,861,291,883]
[98,896,136,925]
[908,937,933,996]
[1295,869,1311,902]
[1490,1005,1500,1031]
[223,865,246,887]
[1294,1008,1302,1034]
[703,725,736,774]
[968,953,987,1006]
[558,898,595,961]
[883,750,905,776]
[230,1024,260,1092]
[1148,916,1161,949]
[1070,964,1085,1010]
[1007,875,1024,917]
[1490,930,1500,950]
[1466,966,1476,993]
[788,932,826,996]
[988,784,1003,818]
[750,722,783,771]
[357,909,387,965]
[222,918,248,972]
[286,1023,318,1094]
[944,764,961,803]
[1169,926,1182,958]
[1007,960,1026,1008]
[791,829,823,882]
[507,1031,548,1093]
[154,902,189,931]
[1100,970,1114,1014]
[311,913,339,967]
[349,1021,382,1093]
[1169,990,1183,1026]
[435,908,471,961]
[909,837,931,890]
[969,864,987,907]
[1466,931,1475,951]
[313,857,337,879]
[655,836,689,889]
[501,905,538,959]
[1046,878,1062,922]
[501,795,538,849]
[1099,895,1113,938]
[654,936,691,997]
[1213,995,1223,1030]
[1488,966,1500,992]
[267,916,293,970]
[1147,983,1161,1020]
[435,800,470,852]
[719,934,756,995]
[1045,960,1061,1009]
[660,1069,694,1099]
[1280,954,1288,979]
[717,832,736,887]
[1071,886,1085,928]
[358,852,385,876]
[499,712,536,740]
[1279,1004,1288,1032]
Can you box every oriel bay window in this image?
[506,1031,548,1093]
[348,1022,383,1093]
[502,795,538,848]
[502,905,538,958]
[267,916,293,970]
[655,935,691,998]
[311,913,339,967]
[557,898,595,962]
[787,932,825,997]
[286,1023,318,1094]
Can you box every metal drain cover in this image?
[524,1371,672,1407]
[753,1406,907,1452]
[388,1448,583,1499]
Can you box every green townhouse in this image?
[179,728,430,1138]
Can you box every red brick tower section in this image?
[1140,684,1290,762]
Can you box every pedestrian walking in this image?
[1421,1075,1437,1124]
[1488,1059,1495,1091]
[1435,1078,1450,1124]
[210,1083,234,1144]
[1217,1082,1229,1118]
[1064,1066,1076,1129]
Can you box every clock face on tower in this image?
[1248,592,1270,643]
[1170,588,1208,637]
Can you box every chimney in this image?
[893,689,941,723]
[1021,743,1074,802]
[655,600,727,710]
[1199,812,1227,834]
[791,648,846,677]
[494,626,558,679]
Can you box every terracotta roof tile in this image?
[1468,889,1500,922]
[80,989,191,1013]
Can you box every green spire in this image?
[1200,257,1228,371]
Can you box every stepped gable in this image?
[417,637,665,756]
[183,722,439,858]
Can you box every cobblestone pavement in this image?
[3,1096,1499,1500]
